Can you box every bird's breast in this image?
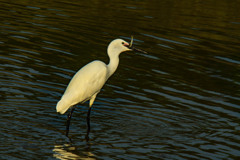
[60,60,108,107]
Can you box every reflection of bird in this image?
[56,37,146,138]
[53,144,96,160]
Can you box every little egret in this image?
[56,37,146,137]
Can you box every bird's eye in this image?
[122,42,124,45]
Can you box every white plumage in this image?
[56,39,132,114]
[56,61,106,114]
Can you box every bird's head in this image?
[107,36,147,57]
[107,39,132,56]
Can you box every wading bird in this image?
[56,36,147,138]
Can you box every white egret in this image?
[56,37,146,137]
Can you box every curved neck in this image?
[107,52,120,78]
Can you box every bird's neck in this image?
[107,53,120,78]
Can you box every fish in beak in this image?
[127,36,148,54]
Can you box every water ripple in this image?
[1,0,240,159]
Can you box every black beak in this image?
[131,46,148,54]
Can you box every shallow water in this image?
[1,0,240,159]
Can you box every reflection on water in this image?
[53,144,95,160]
[1,0,240,159]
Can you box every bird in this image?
[56,37,146,138]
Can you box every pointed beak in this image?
[127,36,148,54]
[131,46,148,54]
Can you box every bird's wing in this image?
[57,60,108,113]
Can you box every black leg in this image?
[85,107,92,141]
[66,107,75,137]
[87,107,92,132]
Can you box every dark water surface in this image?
[1,0,240,159]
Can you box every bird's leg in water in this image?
[85,107,92,141]
[87,107,92,132]
[66,107,75,137]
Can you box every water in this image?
[1,0,240,159]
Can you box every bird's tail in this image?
[56,99,69,114]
